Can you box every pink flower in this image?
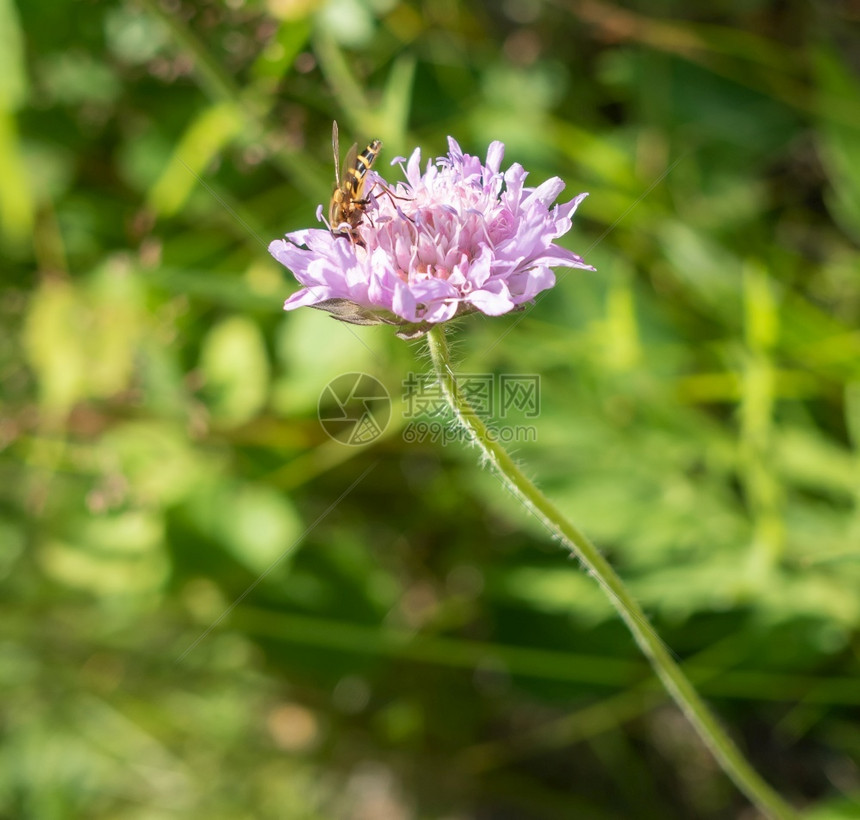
[269,137,594,338]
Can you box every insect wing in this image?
[331,121,341,187]
[342,142,359,195]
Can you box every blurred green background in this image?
[2,0,860,817]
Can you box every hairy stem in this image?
[425,324,798,820]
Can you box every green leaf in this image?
[200,315,271,424]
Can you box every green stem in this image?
[425,324,799,820]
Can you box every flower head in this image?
[269,137,594,338]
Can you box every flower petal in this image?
[524,176,565,209]
[466,280,515,316]
[284,286,334,310]
[392,280,418,322]
[485,141,505,175]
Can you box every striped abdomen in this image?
[330,137,383,235]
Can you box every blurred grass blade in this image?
[252,17,312,82]
[0,112,33,244]
[147,102,243,218]
[846,382,860,453]
[0,0,33,244]
[743,260,778,353]
[379,54,416,143]
[0,0,26,110]
[814,47,860,242]
[313,28,369,128]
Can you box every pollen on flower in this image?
[269,136,594,339]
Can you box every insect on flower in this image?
[329,120,382,243]
[271,134,594,338]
